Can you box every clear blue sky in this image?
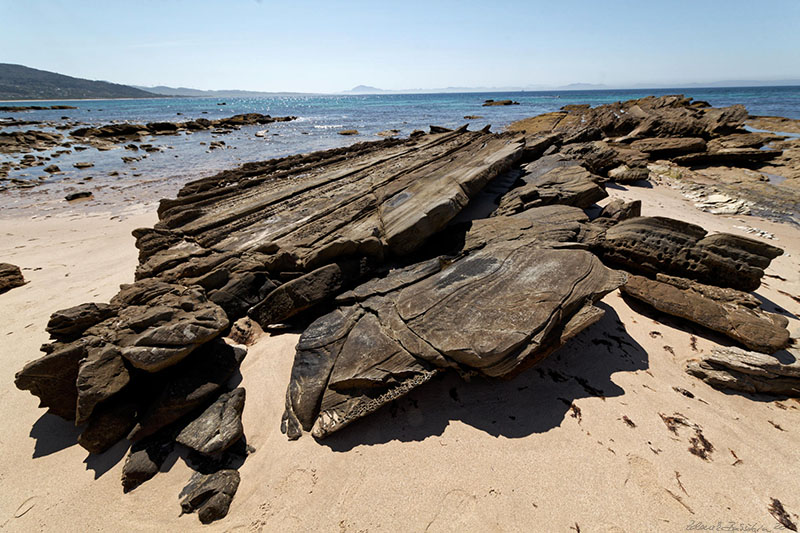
[2,0,799,92]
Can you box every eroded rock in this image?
[622,274,790,353]
[176,388,245,455]
[180,469,240,524]
[687,347,800,396]
[0,263,25,294]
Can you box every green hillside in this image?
[0,63,161,100]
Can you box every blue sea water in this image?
[2,86,799,213]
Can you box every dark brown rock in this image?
[65,191,93,201]
[0,263,25,294]
[15,340,87,420]
[176,388,245,455]
[482,100,519,106]
[595,216,783,292]
[687,347,800,396]
[46,302,114,339]
[78,400,138,454]
[180,469,240,524]
[248,259,372,327]
[622,274,790,353]
[121,433,175,493]
[127,340,246,441]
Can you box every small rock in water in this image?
[73,161,94,169]
[338,129,358,136]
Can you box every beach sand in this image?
[1,181,798,532]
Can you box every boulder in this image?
[176,388,245,455]
[0,263,25,294]
[607,165,650,183]
[180,470,240,524]
[595,216,783,292]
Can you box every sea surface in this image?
[2,86,799,214]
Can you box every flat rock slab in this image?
[687,346,800,396]
[495,164,607,216]
[622,274,790,353]
[630,137,707,157]
[283,238,626,439]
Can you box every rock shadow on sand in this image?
[30,413,82,458]
[321,303,648,452]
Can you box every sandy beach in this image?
[1,176,798,532]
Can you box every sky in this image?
[2,0,799,93]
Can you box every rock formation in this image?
[13,96,796,523]
[687,347,800,396]
[0,263,25,293]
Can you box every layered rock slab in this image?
[283,237,626,439]
[595,216,783,292]
[687,347,800,396]
[494,160,607,216]
[621,274,790,353]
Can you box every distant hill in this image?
[134,85,315,98]
[0,63,160,101]
[556,83,609,90]
[344,85,386,94]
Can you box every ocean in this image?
[2,86,799,213]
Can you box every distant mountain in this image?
[0,63,161,101]
[134,85,315,98]
[654,79,800,88]
[556,83,609,90]
[344,85,386,94]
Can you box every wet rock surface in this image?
[70,113,296,147]
[13,96,797,523]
